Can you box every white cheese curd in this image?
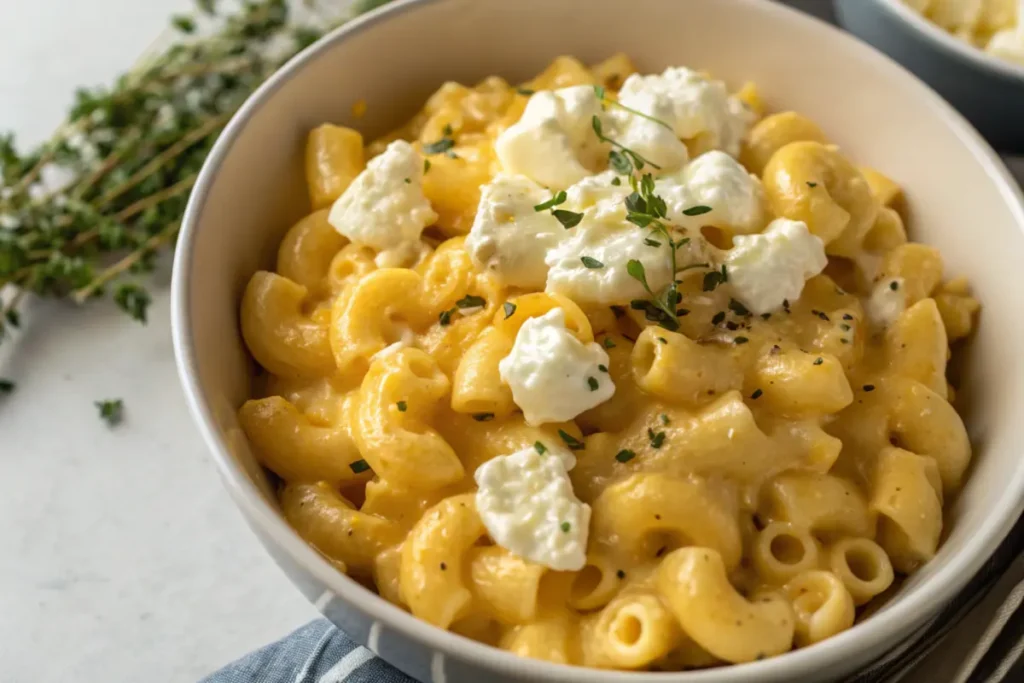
[656,151,766,234]
[616,67,754,158]
[328,140,437,268]
[563,170,631,222]
[608,103,689,173]
[474,444,590,571]
[545,219,674,306]
[725,218,828,315]
[986,28,1024,65]
[465,174,566,288]
[867,277,908,328]
[498,308,615,425]
[494,86,607,189]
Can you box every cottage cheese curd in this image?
[494,86,606,189]
[327,140,436,267]
[465,174,566,288]
[724,218,828,315]
[474,444,590,571]
[498,308,615,424]
[657,150,766,234]
[616,67,754,158]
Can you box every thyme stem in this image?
[113,173,198,222]
[97,112,230,208]
[72,222,180,304]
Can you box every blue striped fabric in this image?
[201,620,414,683]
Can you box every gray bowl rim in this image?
[869,0,1024,84]
[171,0,1024,680]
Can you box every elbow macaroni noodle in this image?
[237,54,980,671]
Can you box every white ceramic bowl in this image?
[835,0,1024,153]
[171,0,1024,680]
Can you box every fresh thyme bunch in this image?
[0,0,387,373]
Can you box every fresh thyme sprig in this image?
[619,170,716,331]
[533,190,583,229]
[626,259,679,331]
[593,85,674,132]
[590,116,661,174]
[95,398,124,427]
[0,0,384,381]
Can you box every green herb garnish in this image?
[728,298,750,317]
[551,209,584,229]
[456,294,486,309]
[592,85,673,132]
[587,376,599,391]
[503,302,516,319]
[615,449,636,463]
[560,522,571,532]
[396,401,407,412]
[558,429,584,450]
[682,205,713,216]
[625,259,679,331]
[422,137,455,155]
[349,459,371,474]
[648,428,666,449]
[438,307,457,326]
[702,265,728,292]
[534,441,547,455]
[534,190,567,212]
[580,256,604,269]
[0,0,388,381]
[591,115,661,172]
[95,399,124,427]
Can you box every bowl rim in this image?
[873,0,1024,83]
[171,0,1024,680]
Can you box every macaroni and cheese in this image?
[238,54,980,671]
[903,0,1024,66]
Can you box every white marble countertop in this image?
[2,2,1023,683]
[0,3,317,682]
